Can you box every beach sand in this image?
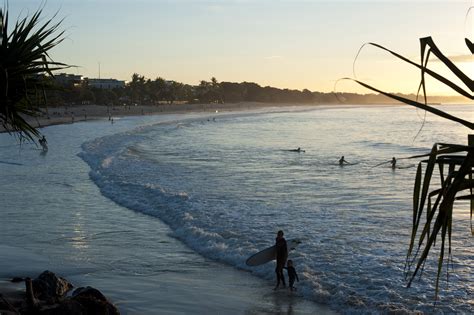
[18,102,317,131]
[1,238,336,315]
[0,108,338,314]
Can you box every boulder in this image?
[36,299,84,315]
[32,271,73,302]
[72,286,107,302]
[10,277,24,283]
[72,286,120,315]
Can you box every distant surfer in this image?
[391,157,397,169]
[289,147,305,153]
[284,260,299,291]
[339,155,350,166]
[39,136,48,151]
[274,230,288,290]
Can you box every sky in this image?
[10,0,474,95]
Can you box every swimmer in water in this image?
[391,157,397,169]
[339,156,350,165]
[289,147,305,153]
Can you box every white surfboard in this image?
[245,239,301,266]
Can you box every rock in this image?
[32,271,73,302]
[72,287,120,315]
[0,293,21,314]
[10,277,24,283]
[72,286,107,302]
[36,299,84,315]
[4,271,119,314]
[73,295,120,315]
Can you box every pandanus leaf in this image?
[416,145,438,230]
[0,6,70,140]
[466,38,474,54]
[350,25,473,300]
[407,162,422,261]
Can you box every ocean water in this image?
[1,105,473,314]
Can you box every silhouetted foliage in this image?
[350,35,473,299]
[0,6,69,140]
[50,72,467,109]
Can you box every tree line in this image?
[46,73,466,107]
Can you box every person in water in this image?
[391,157,397,169]
[284,260,299,291]
[274,230,288,290]
[339,155,350,165]
[39,136,48,151]
[290,147,305,152]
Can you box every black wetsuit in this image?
[275,237,288,287]
[284,266,299,289]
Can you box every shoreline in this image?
[0,109,339,314]
[1,102,406,134]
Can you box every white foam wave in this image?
[101,156,114,168]
[79,107,474,314]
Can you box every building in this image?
[87,78,126,89]
[54,73,84,88]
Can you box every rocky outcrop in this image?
[0,271,120,315]
[70,286,120,315]
[32,270,73,302]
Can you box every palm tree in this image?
[349,36,473,298]
[0,6,69,140]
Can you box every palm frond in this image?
[0,5,70,140]
[349,34,473,299]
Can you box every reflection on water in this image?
[72,211,89,250]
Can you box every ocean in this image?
[1,105,472,314]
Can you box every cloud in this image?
[432,54,473,63]
[264,55,284,60]
[447,54,473,63]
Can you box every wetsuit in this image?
[284,266,299,289]
[275,237,288,287]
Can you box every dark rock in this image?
[5,271,119,314]
[73,295,120,315]
[72,286,107,302]
[72,287,120,315]
[10,277,24,283]
[32,270,73,302]
[36,299,84,315]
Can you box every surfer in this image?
[391,157,397,169]
[284,260,299,291]
[274,230,288,290]
[339,155,350,166]
[39,136,48,151]
[289,147,305,153]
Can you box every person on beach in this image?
[391,157,397,169]
[339,155,350,165]
[284,260,299,291]
[274,230,288,290]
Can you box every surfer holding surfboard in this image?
[274,230,288,290]
[245,231,301,290]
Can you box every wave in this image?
[79,110,473,314]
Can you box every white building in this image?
[88,78,126,89]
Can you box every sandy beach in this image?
[19,102,323,131]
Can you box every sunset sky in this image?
[11,0,473,95]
